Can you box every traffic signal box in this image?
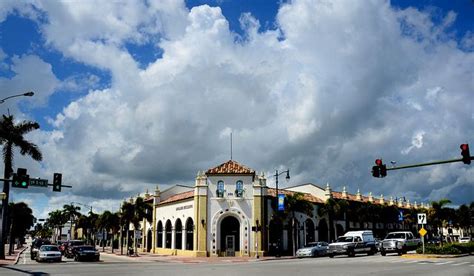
[460,144,471,164]
[12,168,29,189]
[53,173,62,192]
[372,159,387,178]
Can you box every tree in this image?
[318,198,345,242]
[7,202,35,254]
[120,201,135,254]
[0,114,42,259]
[428,199,451,246]
[62,204,81,239]
[46,210,68,242]
[456,204,471,237]
[282,193,313,256]
[97,210,121,252]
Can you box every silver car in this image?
[296,242,329,258]
[36,245,62,262]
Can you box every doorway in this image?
[220,216,240,256]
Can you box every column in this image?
[182,227,187,250]
[171,228,176,250]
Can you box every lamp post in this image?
[273,169,290,257]
[0,91,34,260]
[0,91,34,104]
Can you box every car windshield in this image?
[385,233,406,239]
[306,242,319,247]
[41,246,59,252]
[337,236,354,242]
[77,246,95,251]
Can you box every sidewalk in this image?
[98,246,297,263]
[0,245,26,266]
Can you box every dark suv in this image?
[30,239,51,260]
[64,240,86,258]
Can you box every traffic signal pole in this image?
[386,157,473,171]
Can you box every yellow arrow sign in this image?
[419,227,427,237]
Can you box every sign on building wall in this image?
[278,194,285,211]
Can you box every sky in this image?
[0,0,473,220]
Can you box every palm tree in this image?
[62,204,81,240]
[47,210,68,242]
[120,201,135,254]
[0,114,42,259]
[428,199,451,246]
[456,204,471,238]
[318,198,341,242]
[282,193,313,256]
[7,202,35,254]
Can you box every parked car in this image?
[35,245,62,262]
[72,245,100,262]
[328,230,377,258]
[64,240,86,258]
[380,231,421,256]
[30,239,51,260]
[296,242,329,258]
[459,237,471,244]
[427,237,442,246]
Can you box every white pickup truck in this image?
[380,231,421,256]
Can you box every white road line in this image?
[451,262,470,266]
[406,260,419,264]
[435,261,454,265]
[389,259,406,263]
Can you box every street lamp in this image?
[273,169,290,257]
[0,91,34,104]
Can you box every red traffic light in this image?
[375,159,383,166]
[460,144,471,164]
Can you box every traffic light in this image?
[372,159,387,178]
[53,173,62,192]
[460,144,471,164]
[12,168,29,189]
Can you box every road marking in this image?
[451,262,470,266]
[406,260,419,264]
[435,261,454,265]
[389,259,406,263]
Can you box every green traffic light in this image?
[21,181,27,187]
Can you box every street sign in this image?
[29,178,48,187]
[417,213,427,224]
[419,227,427,237]
[398,210,404,222]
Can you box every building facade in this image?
[135,160,427,257]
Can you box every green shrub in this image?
[416,242,474,255]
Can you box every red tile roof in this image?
[206,160,255,175]
[267,188,324,204]
[158,191,194,205]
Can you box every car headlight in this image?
[342,245,348,249]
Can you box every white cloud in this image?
[1,0,473,218]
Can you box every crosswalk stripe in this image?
[451,262,470,266]
[435,261,454,265]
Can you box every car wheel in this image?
[328,253,334,258]
[381,250,386,256]
[397,250,403,256]
[348,250,355,257]
[74,256,79,261]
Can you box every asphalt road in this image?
[2,253,472,276]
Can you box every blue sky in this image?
[0,0,473,219]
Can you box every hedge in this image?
[416,242,474,255]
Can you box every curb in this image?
[401,253,470,259]
[14,247,28,265]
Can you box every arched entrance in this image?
[147,229,152,252]
[336,224,344,238]
[318,219,328,242]
[175,219,182,250]
[185,218,194,250]
[305,219,315,245]
[220,216,240,256]
[157,221,163,248]
[165,220,172,248]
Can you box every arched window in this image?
[175,219,182,250]
[235,180,243,197]
[165,220,172,249]
[216,180,224,197]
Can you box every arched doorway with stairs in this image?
[220,216,240,256]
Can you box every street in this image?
[1,251,472,276]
